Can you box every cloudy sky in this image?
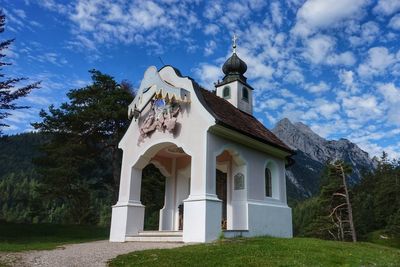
[1,0,400,158]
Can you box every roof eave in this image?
[209,123,294,159]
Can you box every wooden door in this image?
[216,170,227,229]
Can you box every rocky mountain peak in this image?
[272,118,377,198]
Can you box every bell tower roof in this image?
[216,34,253,90]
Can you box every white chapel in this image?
[110,39,295,243]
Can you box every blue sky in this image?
[1,0,400,158]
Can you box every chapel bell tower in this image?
[215,34,253,114]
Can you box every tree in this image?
[303,161,356,242]
[352,152,400,238]
[327,161,357,242]
[33,70,134,224]
[0,11,40,133]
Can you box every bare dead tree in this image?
[327,161,357,242]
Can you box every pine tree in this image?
[306,161,357,241]
[0,11,40,133]
[33,70,134,224]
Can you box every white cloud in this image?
[34,52,68,66]
[357,47,397,77]
[305,81,330,94]
[326,51,356,66]
[377,83,400,126]
[270,1,283,27]
[302,35,355,66]
[302,34,335,64]
[339,70,358,93]
[389,14,400,30]
[292,0,369,37]
[342,95,383,121]
[194,64,221,89]
[204,24,220,35]
[317,101,340,118]
[65,0,200,52]
[356,140,400,159]
[373,0,400,16]
[13,9,27,19]
[285,70,305,84]
[204,40,217,56]
[264,98,286,110]
[349,21,381,46]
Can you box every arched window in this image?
[223,86,230,99]
[265,168,272,197]
[242,87,249,101]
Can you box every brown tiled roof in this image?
[196,86,293,154]
[158,65,293,155]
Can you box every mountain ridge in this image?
[272,118,376,199]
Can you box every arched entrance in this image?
[140,164,166,230]
[136,143,191,232]
[216,148,248,231]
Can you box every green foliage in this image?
[0,133,48,223]
[109,236,400,267]
[0,11,40,132]
[0,223,108,252]
[292,197,320,236]
[294,153,400,244]
[352,152,400,238]
[141,164,166,230]
[364,230,400,249]
[0,172,41,223]
[32,70,134,224]
[0,71,166,227]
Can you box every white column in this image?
[159,158,176,230]
[183,137,222,243]
[110,155,145,242]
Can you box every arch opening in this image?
[215,148,248,231]
[135,142,191,232]
[265,161,280,200]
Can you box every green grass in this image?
[0,222,109,252]
[365,230,400,249]
[110,237,400,267]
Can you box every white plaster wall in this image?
[110,65,291,243]
[247,201,293,238]
[159,173,175,231]
[216,81,253,114]
[207,132,292,238]
[174,164,190,230]
[111,66,221,243]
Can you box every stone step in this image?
[126,231,183,242]
[138,231,182,237]
[126,235,183,242]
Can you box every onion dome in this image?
[222,52,247,76]
[217,34,249,84]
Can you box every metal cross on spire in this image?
[232,33,238,53]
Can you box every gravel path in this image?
[0,240,184,267]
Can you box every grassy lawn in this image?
[0,223,109,252]
[364,230,400,249]
[110,237,400,267]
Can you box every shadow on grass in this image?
[0,222,109,252]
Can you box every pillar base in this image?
[159,207,175,231]
[109,201,145,242]
[183,194,222,243]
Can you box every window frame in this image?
[222,86,231,99]
[265,167,272,197]
[242,87,249,102]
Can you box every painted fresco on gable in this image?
[138,95,181,142]
[129,67,191,143]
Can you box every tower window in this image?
[223,86,231,99]
[242,87,249,102]
[265,168,272,197]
